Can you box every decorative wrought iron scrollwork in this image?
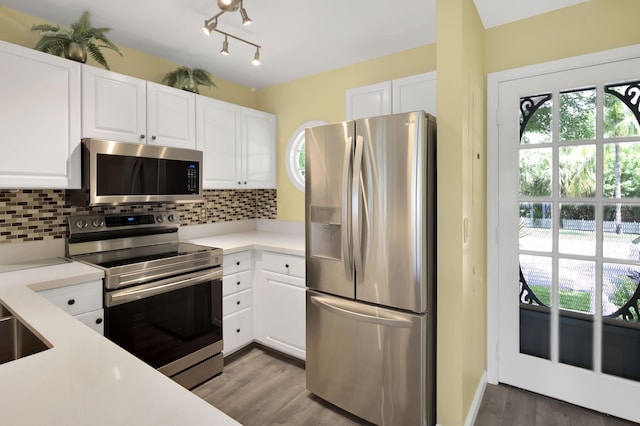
[605,81,640,130]
[519,94,552,139]
[606,271,640,321]
[519,264,548,307]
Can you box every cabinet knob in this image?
[238,181,241,185]
[236,329,241,333]
[95,318,103,325]
[236,261,240,266]
[243,181,247,184]
[285,264,289,268]
[140,134,145,139]
[236,281,241,286]
[152,135,156,140]
[236,301,241,305]
[67,299,75,306]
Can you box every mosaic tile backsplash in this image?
[0,189,276,243]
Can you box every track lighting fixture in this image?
[203,0,260,65]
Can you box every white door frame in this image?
[487,43,640,385]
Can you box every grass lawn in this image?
[529,284,592,313]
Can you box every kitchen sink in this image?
[0,302,50,365]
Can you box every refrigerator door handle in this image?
[352,134,364,281]
[310,295,413,328]
[341,136,353,278]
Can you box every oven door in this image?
[105,267,222,377]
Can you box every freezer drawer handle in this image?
[310,295,412,328]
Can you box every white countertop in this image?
[189,230,305,256]
[0,261,239,426]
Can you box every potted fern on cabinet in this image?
[162,66,216,94]
[30,11,122,69]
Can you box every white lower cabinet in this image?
[37,280,104,335]
[254,251,306,360]
[222,251,253,355]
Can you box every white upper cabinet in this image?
[392,71,437,115]
[242,108,277,189]
[82,66,146,143]
[196,96,276,189]
[346,81,392,120]
[0,41,81,189]
[82,67,196,149]
[346,71,437,120]
[146,81,196,149]
[196,96,242,188]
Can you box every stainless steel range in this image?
[67,211,223,389]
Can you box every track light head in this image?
[217,0,240,12]
[220,36,229,55]
[239,1,252,25]
[203,17,217,35]
[252,47,260,66]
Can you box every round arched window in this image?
[286,120,326,192]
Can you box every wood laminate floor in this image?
[193,345,637,426]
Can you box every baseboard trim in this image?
[465,371,488,426]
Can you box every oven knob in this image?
[75,219,88,229]
[167,214,175,222]
[156,215,164,223]
[92,219,104,228]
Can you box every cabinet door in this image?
[82,66,146,143]
[146,82,196,149]
[258,270,306,359]
[196,96,242,188]
[241,108,277,189]
[345,81,392,120]
[74,309,105,335]
[223,308,252,355]
[392,71,437,115]
[0,41,81,188]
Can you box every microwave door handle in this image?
[341,136,353,279]
[352,135,364,283]
[106,268,222,307]
[130,158,143,193]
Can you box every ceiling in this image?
[0,0,587,90]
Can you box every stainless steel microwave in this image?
[67,138,203,206]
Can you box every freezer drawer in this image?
[306,290,434,425]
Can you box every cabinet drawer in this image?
[74,309,104,335]
[38,280,102,316]
[262,251,305,278]
[223,289,252,316]
[222,270,252,296]
[223,308,252,355]
[223,251,252,274]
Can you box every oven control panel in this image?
[69,212,178,234]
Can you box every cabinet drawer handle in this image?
[140,134,145,139]
[95,318,103,325]
[151,135,156,140]
[67,299,75,306]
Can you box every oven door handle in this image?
[106,267,222,307]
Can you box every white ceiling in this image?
[1,0,587,90]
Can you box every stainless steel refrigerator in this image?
[305,111,436,425]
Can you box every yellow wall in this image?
[485,0,640,73]
[0,6,257,108]
[256,45,436,222]
[436,0,487,423]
